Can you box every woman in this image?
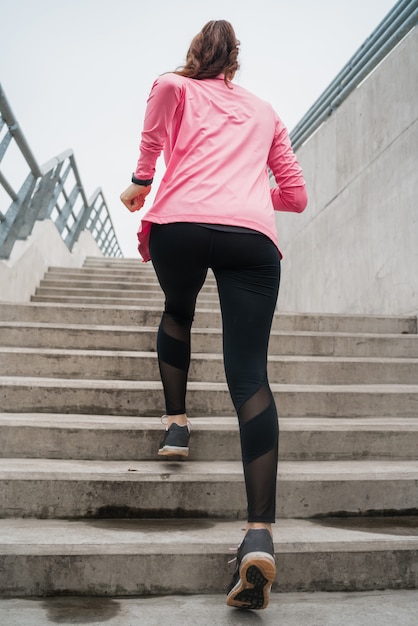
[120,20,307,610]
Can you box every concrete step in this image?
[0,458,416,519]
[39,278,219,293]
[0,517,417,595]
[83,257,153,265]
[32,287,219,301]
[0,302,416,334]
[0,414,417,461]
[1,321,418,357]
[45,269,217,286]
[30,294,220,307]
[1,376,418,417]
[83,258,156,268]
[3,347,418,384]
[2,591,418,625]
[48,265,159,275]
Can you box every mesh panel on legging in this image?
[237,383,279,523]
[157,311,192,415]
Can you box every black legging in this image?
[149,222,281,523]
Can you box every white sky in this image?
[0,0,396,257]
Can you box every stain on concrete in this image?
[41,597,121,623]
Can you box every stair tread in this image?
[0,318,415,336]
[0,517,417,554]
[0,302,165,311]
[0,457,417,478]
[1,303,415,335]
[1,592,418,625]
[2,376,418,391]
[3,345,418,363]
[1,301,416,321]
[1,413,417,430]
[1,319,417,338]
[2,321,418,348]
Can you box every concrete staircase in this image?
[0,256,417,597]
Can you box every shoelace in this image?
[228,546,239,565]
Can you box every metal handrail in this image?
[0,86,41,178]
[290,0,418,150]
[0,83,122,259]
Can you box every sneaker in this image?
[158,419,190,458]
[226,528,276,610]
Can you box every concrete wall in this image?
[0,220,103,302]
[276,27,418,316]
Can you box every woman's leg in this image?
[149,223,210,420]
[211,231,281,525]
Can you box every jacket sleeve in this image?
[134,74,184,180]
[267,112,308,213]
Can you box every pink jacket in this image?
[134,73,307,261]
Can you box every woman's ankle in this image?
[166,413,188,427]
[245,522,273,538]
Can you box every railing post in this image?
[0,173,38,259]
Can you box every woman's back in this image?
[139,72,303,244]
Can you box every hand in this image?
[120,183,152,212]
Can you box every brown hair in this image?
[175,20,240,87]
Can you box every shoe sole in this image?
[158,445,189,458]
[226,551,276,610]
